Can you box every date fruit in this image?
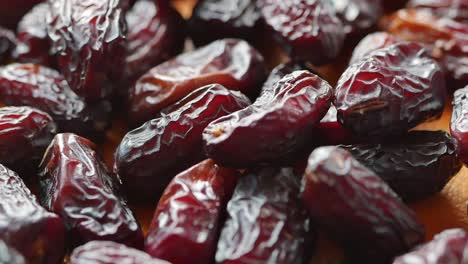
[189,0,262,46]
[257,0,344,65]
[145,159,238,264]
[262,61,320,93]
[47,0,127,101]
[302,146,425,262]
[342,130,461,201]
[0,0,42,29]
[0,240,26,264]
[129,38,266,126]
[39,133,143,248]
[349,32,400,65]
[334,42,446,137]
[71,241,169,264]
[450,85,468,165]
[216,167,311,264]
[115,84,250,200]
[407,0,468,23]
[316,104,356,145]
[203,70,332,167]
[331,0,383,36]
[0,164,65,264]
[394,228,468,264]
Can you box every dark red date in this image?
[316,104,356,145]
[216,167,311,264]
[349,32,400,65]
[115,84,250,201]
[129,38,266,126]
[451,85,468,165]
[0,240,26,264]
[0,164,65,264]
[261,61,320,93]
[335,42,446,137]
[145,159,238,264]
[39,133,144,248]
[0,0,42,29]
[332,0,383,36]
[203,70,332,167]
[407,0,468,23]
[302,146,425,262]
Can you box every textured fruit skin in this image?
[129,38,266,126]
[0,0,42,29]
[261,61,320,93]
[71,241,169,264]
[203,70,332,168]
[450,85,468,165]
[407,0,468,23]
[342,130,462,202]
[335,42,446,137]
[316,104,356,145]
[0,106,56,175]
[115,84,250,201]
[0,164,66,264]
[13,3,52,66]
[215,167,311,264]
[125,0,186,85]
[0,63,110,137]
[331,0,383,36]
[349,32,399,65]
[257,0,344,65]
[189,0,262,46]
[302,146,425,262]
[47,0,127,102]
[0,27,16,64]
[394,228,468,264]
[145,159,238,264]
[39,133,144,248]
[0,240,26,264]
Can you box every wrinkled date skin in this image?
[115,84,250,201]
[203,71,332,168]
[407,0,468,23]
[216,167,311,264]
[0,106,56,176]
[0,240,26,264]
[450,85,468,165]
[13,3,53,66]
[0,0,42,29]
[394,228,468,264]
[0,63,111,137]
[125,0,186,85]
[189,0,262,46]
[71,241,169,264]
[47,0,127,102]
[145,159,238,264]
[335,42,446,137]
[342,130,462,202]
[302,146,425,262]
[316,104,356,145]
[129,38,266,126]
[39,133,144,248]
[331,0,383,36]
[261,61,320,93]
[348,32,400,65]
[257,0,344,65]
[0,27,16,64]
[0,164,65,264]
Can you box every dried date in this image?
[0,240,26,264]
[349,32,400,65]
[316,104,356,145]
[407,0,468,23]
[0,0,42,29]
[331,0,383,36]
[450,85,468,165]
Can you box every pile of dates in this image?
[0,0,468,263]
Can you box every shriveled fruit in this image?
[129,38,266,126]
[0,164,65,264]
[189,0,262,46]
[203,70,332,168]
[261,61,320,93]
[0,240,26,264]
[394,228,468,264]
[0,106,56,175]
[316,104,356,145]
[302,146,425,262]
[39,133,143,248]
[216,167,311,264]
[349,32,399,65]
[47,0,127,101]
[0,27,16,64]
[342,130,461,201]
[407,0,468,23]
[125,0,186,85]
[257,0,344,65]
[115,84,250,200]
[145,159,238,264]
[71,241,169,264]
[334,42,446,137]
[331,0,383,36]
[450,85,468,165]
[0,0,42,29]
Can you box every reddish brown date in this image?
[450,85,468,165]
[331,0,383,36]
[0,26,16,64]
[47,0,127,102]
[189,0,262,46]
[0,164,65,264]
[125,0,186,85]
[257,0,344,65]
[407,0,468,23]
[0,240,26,264]
[71,241,169,264]
[145,159,238,264]
[129,38,266,126]
[115,84,250,200]
[39,133,143,248]
[349,32,400,65]
[334,42,446,137]
[342,130,462,201]
[302,146,425,262]
[261,61,320,93]
[0,0,42,29]
[216,167,311,264]
[394,228,468,264]
[203,71,332,167]
[316,104,356,145]
[0,106,56,175]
